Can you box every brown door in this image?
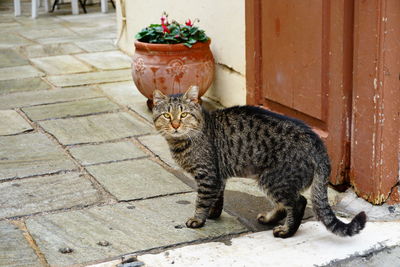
[246,0,354,185]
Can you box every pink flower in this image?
[162,24,170,33]
[185,19,193,26]
[161,15,167,25]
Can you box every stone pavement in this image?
[1,1,399,267]
[0,2,249,266]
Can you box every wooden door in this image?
[246,0,354,185]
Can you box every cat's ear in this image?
[153,90,167,106]
[183,85,199,103]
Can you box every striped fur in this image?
[152,86,366,238]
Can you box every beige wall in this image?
[115,0,246,107]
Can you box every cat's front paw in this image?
[186,217,205,228]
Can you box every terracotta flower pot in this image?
[131,39,215,110]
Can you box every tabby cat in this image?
[152,86,366,238]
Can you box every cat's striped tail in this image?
[311,158,367,237]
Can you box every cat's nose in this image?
[171,120,180,129]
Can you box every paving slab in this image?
[0,172,102,219]
[0,65,44,81]
[65,20,116,39]
[98,80,140,97]
[83,31,117,40]
[0,221,42,267]
[74,39,117,52]
[86,158,191,200]
[22,97,119,121]
[18,27,77,40]
[138,135,178,169]
[99,81,153,121]
[128,97,153,122]
[0,48,29,68]
[0,110,33,135]
[0,86,102,109]
[99,81,144,106]
[0,15,17,23]
[0,77,50,95]
[39,112,153,145]
[26,193,246,266]
[226,177,265,198]
[30,55,93,75]
[16,16,62,26]
[0,22,22,33]
[0,133,76,180]
[75,51,131,70]
[59,12,114,22]
[0,33,34,48]
[35,35,96,45]
[69,141,147,166]
[46,69,132,87]
[16,43,84,58]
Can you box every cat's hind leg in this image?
[257,202,286,225]
[272,195,307,238]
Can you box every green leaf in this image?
[188,38,197,44]
[183,43,192,48]
[190,27,199,35]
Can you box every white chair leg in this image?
[32,0,38,18]
[71,0,79,15]
[44,0,49,12]
[101,0,108,13]
[14,0,21,16]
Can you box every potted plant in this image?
[132,12,215,110]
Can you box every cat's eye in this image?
[180,112,189,118]
[163,113,171,119]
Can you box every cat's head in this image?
[152,86,203,140]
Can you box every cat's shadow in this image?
[222,190,315,232]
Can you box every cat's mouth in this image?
[168,129,187,138]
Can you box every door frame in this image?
[351,0,400,204]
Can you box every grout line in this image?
[60,133,152,147]
[0,190,194,222]
[18,95,104,109]
[70,53,99,72]
[66,135,148,148]
[80,156,150,167]
[11,219,51,267]
[0,169,78,185]
[30,107,122,122]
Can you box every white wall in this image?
[115,0,246,107]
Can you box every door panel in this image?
[246,0,354,184]
[262,1,323,120]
